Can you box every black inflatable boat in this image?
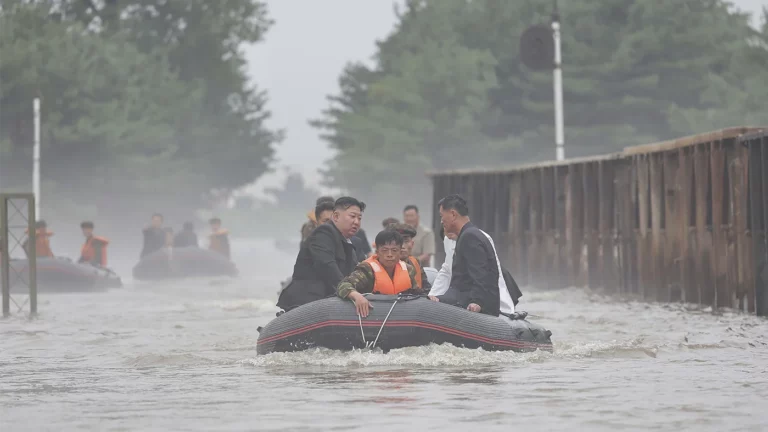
[257,294,553,354]
[132,246,238,281]
[6,257,122,293]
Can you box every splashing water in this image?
[1,239,767,431]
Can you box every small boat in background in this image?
[6,257,122,293]
[132,246,238,281]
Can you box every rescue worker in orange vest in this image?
[300,196,335,246]
[387,223,431,291]
[23,220,54,258]
[337,230,434,317]
[208,217,231,259]
[78,221,109,267]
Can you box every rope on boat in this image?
[358,294,401,350]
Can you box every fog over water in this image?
[2,239,767,431]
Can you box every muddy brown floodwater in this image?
[1,239,767,431]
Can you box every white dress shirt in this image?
[428,230,515,313]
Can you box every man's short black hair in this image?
[381,217,399,228]
[183,221,194,230]
[80,221,94,229]
[35,220,47,229]
[374,229,403,248]
[334,196,366,212]
[438,194,469,216]
[314,201,335,221]
[387,223,416,239]
[152,213,163,220]
[316,196,335,206]
[403,205,419,213]
[209,217,221,224]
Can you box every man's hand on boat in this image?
[348,291,372,317]
[428,296,439,302]
[467,303,481,313]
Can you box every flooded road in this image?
[1,239,767,431]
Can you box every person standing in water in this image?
[78,221,109,267]
[173,222,199,248]
[141,213,166,258]
[208,217,230,259]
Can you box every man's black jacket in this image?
[438,221,500,316]
[173,230,198,248]
[141,227,166,258]
[277,221,358,311]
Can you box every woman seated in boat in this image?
[337,230,433,317]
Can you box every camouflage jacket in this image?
[337,260,422,299]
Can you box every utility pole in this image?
[33,98,41,219]
[552,0,565,161]
[520,1,566,161]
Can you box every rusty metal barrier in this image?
[430,127,768,315]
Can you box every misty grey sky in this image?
[244,0,765,198]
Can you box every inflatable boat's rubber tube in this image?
[257,295,553,354]
[6,257,122,293]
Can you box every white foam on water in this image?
[241,344,554,368]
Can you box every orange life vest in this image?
[25,229,54,257]
[407,255,424,289]
[81,236,109,267]
[365,255,412,295]
[209,229,230,257]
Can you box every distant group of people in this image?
[19,219,110,267]
[11,213,232,269]
[139,213,231,260]
[278,194,521,318]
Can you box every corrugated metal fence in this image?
[430,127,768,315]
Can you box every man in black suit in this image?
[435,194,500,316]
[277,197,366,311]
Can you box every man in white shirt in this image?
[430,227,515,314]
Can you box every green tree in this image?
[315,0,768,219]
[0,0,280,226]
[264,172,321,215]
[0,2,198,209]
[58,0,280,195]
[314,0,517,218]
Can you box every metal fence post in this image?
[1,197,9,317]
[28,196,37,315]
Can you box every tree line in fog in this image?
[0,0,279,223]
[313,0,768,214]
[2,0,767,232]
